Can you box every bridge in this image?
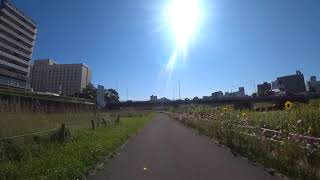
[106,94,310,110]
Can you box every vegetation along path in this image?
[89,113,281,180]
[0,115,153,179]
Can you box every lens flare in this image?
[166,50,178,72]
[166,0,201,51]
[160,0,203,84]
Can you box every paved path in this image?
[89,113,281,180]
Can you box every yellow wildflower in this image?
[284,101,293,110]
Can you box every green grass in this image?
[0,114,153,180]
[0,112,110,137]
[179,103,320,136]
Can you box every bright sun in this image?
[167,0,201,50]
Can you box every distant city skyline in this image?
[11,0,320,100]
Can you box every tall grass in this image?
[172,102,320,180]
[0,93,154,179]
[0,94,101,138]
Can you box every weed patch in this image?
[171,103,320,180]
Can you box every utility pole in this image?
[126,88,128,101]
[178,81,181,100]
[173,87,175,101]
[116,80,119,92]
[250,80,257,93]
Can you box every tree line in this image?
[72,83,119,104]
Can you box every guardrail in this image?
[0,115,120,142]
[171,112,320,146]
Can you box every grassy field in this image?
[0,112,108,137]
[172,100,320,180]
[0,114,153,179]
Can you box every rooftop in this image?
[278,71,304,80]
[34,59,89,68]
[0,0,37,26]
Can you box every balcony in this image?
[0,16,36,40]
[0,50,29,67]
[3,1,37,28]
[2,8,37,34]
[0,24,34,47]
[0,67,27,80]
[0,33,32,54]
[0,42,31,60]
[0,58,29,73]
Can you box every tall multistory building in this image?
[30,59,92,95]
[0,0,37,89]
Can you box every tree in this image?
[193,96,199,101]
[252,93,257,98]
[82,83,97,101]
[104,89,119,103]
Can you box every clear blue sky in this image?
[13,0,320,100]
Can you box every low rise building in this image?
[225,87,246,97]
[159,97,170,102]
[203,96,210,100]
[276,71,306,93]
[30,59,92,95]
[257,82,271,97]
[271,80,279,90]
[150,95,157,101]
[239,87,245,96]
[212,91,223,99]
[308,76,320,92]
[96,84,107,107]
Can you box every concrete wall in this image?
[0,91,95,113]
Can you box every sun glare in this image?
[167,0,201,50]
[162,0,203,78]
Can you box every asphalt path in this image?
[88,113,281,180]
